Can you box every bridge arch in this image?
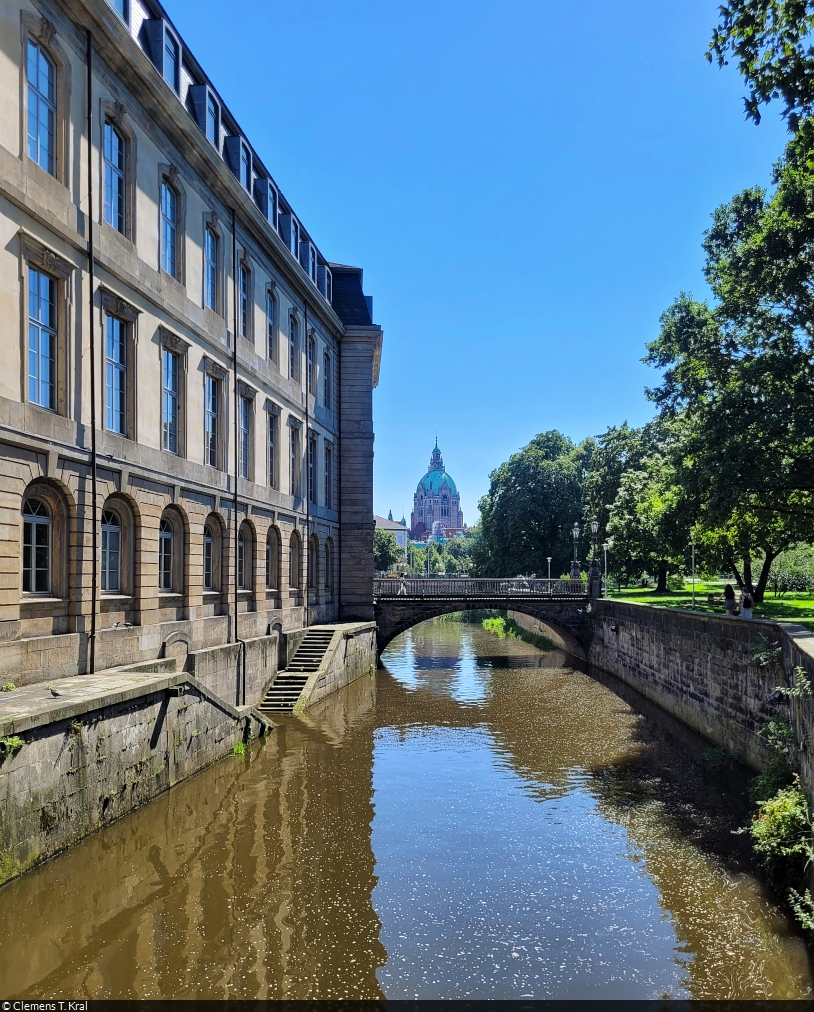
[374,598,590,660]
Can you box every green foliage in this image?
[0,735,24,756]
[476,430,592,578]
[789,888,814,931]
[751,717,797,803]
[776,666,814,701]
[749,633,784,670]
[481,615,557,651]
[373,528,402,573]
[748,777,812,893]
[231,742,246,757]
[1,683,14,692]
[708,1,814,132]
[769,546,814,596]
[434,609,500,623]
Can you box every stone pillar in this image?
[339,326,382,621]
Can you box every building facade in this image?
[410,441,463,541]
[374,513,408,560]
[0,0,382,684]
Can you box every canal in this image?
[0,618,811,999]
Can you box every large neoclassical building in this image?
[0,0,382,683]
[410,441,464,541]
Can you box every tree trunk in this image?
[726,556,744,590]
[654,560,668,593]
[743,555,753,592]
[753,550,781,604]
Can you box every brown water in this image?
[0,621,811,999]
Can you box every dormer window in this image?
[206,93,218,144]
[164,31,179,91]
[240,142,251,189]
[109,0,128,22]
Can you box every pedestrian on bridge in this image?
[724,584,736,617]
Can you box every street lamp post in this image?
[570,523,581,579]
[546,556,552,581]
[602,542,609,594]
[587,517,602,595]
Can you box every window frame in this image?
[204,226,219,312]
[100,508,122,593]
[158,509,185,596]
[289,313,300,382]
[158,165,185,284]
[99,287,139,440]
[288,529,301,591]
[202,513,223,595]
[20,16,71,188]
[307,431,318,504]
[22,496,52,595]
[237,383,256,481]
[27,265,57,412]
[159,329,189,457]
[103,119,126,234]
[20,234,73,417]
[324,442,333,511]
[266,526,281,592]
[307,333,316,395]
[266,286,278,362]
[289,420,301,499]
[323,352,332,411]
[265,399,280,489]
[238,257,252,341]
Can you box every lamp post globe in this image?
[570,523,581,579]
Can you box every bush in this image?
[748,777,811,893]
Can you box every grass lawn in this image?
[606,578,814,631]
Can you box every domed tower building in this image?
[410,441,464,541]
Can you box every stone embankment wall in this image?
[0,622,376,885]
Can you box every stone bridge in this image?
[373,577,599,657]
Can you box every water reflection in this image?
[0,619,810,999]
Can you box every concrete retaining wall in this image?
[0,666,265,885]
[294,622,377,712]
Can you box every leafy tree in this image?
[769,545,814,596]
[373,529,402,572]
[582,422,655,550]
[708,1,814,132]
[606,448,691,592]
[475,431,588,577]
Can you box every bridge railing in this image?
[373,577,588,598]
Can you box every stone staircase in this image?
[257,628,335,714]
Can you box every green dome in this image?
[417,470,457,497]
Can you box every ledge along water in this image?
[0,617,811,999]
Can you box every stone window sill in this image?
[21,596,64,605]
[158,592,183,600]
[101,594,133,602]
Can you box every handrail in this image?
[373,577,589,599]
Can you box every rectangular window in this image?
[240,143,251,189]
[28,267,56,410]
[307,336,315,394]
[267,293,276,360]
[164,31,179,91]
[204,228,218,311]
[206,92,218,145]
[162,349,179,453]
[27,40,55,176]
[289,317,299,381]
[290,426,300,498]
[103,121,125,234]
[205,374,219,467]
[268,412,277,488]
[324,445,333,510]
[239,263,249,338]
[105,314,126,434]
[308,433,317,503]
[239,396,251,479]
[323,353,332,410]
[161,182,177,277]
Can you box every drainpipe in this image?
[86,29,98,674]
[231,208,245,702]
[304,299,309,630]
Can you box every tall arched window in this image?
[159,517,174,591]
[325,538,334,594]
[101,510,121,592]
[22,497,51,593]
[237,531,246,589]
[27,40,56,175]
[203,523,214,590]
[308,535,319,590]
[266,527,280,590]
[289,530,301,589]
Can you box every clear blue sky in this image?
[166,0,787,525]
